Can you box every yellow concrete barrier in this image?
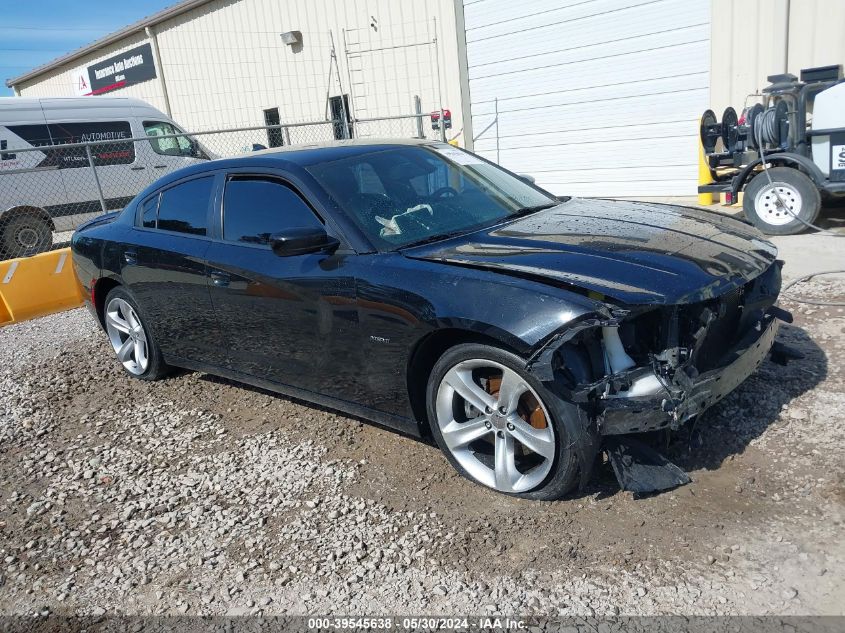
[0,248,84,326]
[697,118,714,206]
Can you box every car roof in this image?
[133,138,449,204]
[246,137,441,166]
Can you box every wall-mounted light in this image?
[280,31,302,46]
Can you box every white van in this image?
[0,96,212,257]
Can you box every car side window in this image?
[144,120,194,157]
[156,177,213,236]
[140,193,159,228]
[222,176,322,245]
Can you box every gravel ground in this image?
[0,281,843,617]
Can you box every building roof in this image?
[5,0,213,88]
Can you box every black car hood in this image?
[403,198,778,305]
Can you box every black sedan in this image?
[71,139,786,500]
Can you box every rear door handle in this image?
[130,166,146,171]
[124,251,137,264]
[210,271,230,287]
[153,164,167,169]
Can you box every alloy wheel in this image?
[435,359,556,493]
[104,297,149,375]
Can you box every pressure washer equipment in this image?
[697,65,845,235]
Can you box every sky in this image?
[0,0,177,96]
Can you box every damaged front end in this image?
[527,261,793,493]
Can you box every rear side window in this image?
[140,194,159,228]
[157,177,213,236]
[223,176,322,245]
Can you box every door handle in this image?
[153,164,167,169]
[210,271,230,287]
[124,251,137,264]
[130,166,146,171]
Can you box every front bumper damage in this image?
[525,261,793,494]
[596,311,779,435]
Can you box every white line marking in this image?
[54,252,67,275]
[2,261,18,284]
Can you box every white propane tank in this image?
[810,82,845,177]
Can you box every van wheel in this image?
[743,167,821,235]
[1,213,53,257]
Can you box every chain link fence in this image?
[0,113,437,261]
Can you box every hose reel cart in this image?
[698,65,845,235]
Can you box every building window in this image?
[263,108,284,148]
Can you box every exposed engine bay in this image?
[525,261,793,494]
[546,261,787,433]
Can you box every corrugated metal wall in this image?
[15,0,464,142]
[14,31,167,107]
[710,0,845,113]
[462,0,711,197]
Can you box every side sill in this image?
[164,355,422,438]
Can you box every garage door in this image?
[463,0,710,197]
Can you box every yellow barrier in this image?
[0,248,85,326]
[697,114,714,206]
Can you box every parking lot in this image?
[0,231,843,617]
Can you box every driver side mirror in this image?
[270,227,340,257]
[518,174,536,184]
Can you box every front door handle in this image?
[153,164,167,169]
[210,271,230,287]
[130,166,146,171]
[124,250,137,264]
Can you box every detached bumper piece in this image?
[605,436,691,497]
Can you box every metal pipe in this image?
[329,29,351,139]
[433,16,445,141]
[1,116,430,154]
[85,145,107,214]
[495,97,500,164]
[145,26,172,117]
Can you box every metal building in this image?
[7,0,844,198]
[455,0,845,197]
[6,0,464,142]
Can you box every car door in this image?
[119,173,225,365]
[205,172,361,397]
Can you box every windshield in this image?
[305,145,559,249]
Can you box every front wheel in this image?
[743,167,821,235]
[103,287,169,380]
[426,343,580,500]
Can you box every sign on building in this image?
[74,43,157,96]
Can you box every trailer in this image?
[698,65,845,235]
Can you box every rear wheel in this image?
[743,167,821,235]
[426,343,580,500]
[0,213,52,257]
[103,287,169,380]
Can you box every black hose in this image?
[754,112,845,237]
[781,270,845,307]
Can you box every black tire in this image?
[103,286,170,381]
[743,167,821,235]
[426,343,580,500]
[0,213,52,257]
